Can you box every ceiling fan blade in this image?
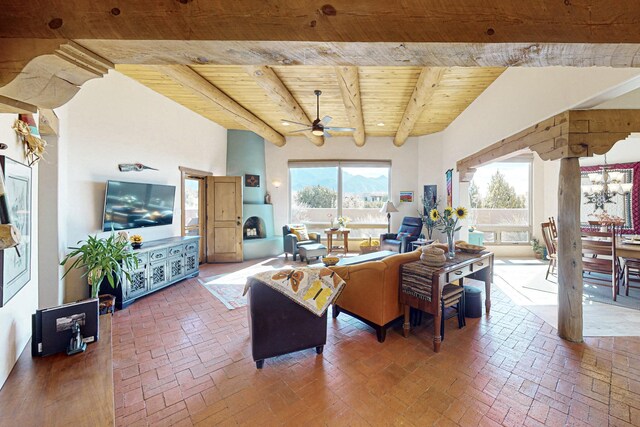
[281,119,309,126]
[289,128,313,133]
[324,127,356,132]
[323,131,332,138]
[321,115,332,125]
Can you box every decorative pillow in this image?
[290,226,309,241]
[397,232,412,239]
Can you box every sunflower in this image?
[455,206,468,219]
[443,207,453,217]
[429,209,440,221]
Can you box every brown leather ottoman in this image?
[246,278,327,368]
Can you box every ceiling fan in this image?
[282,90,356,138]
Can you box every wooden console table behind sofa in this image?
[0,315,114,426]
[401,251,494,352]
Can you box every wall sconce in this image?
[272,180,282,189]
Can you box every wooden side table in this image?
[400,251,493,352]
[324,228,350,255]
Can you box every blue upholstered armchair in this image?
[282,224,321,261]
[379,216,423,253]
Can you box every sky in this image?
[471,162,530,196]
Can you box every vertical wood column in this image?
[557,157,583,342]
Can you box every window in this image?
[289,161,390,238]
[468,157,532,244]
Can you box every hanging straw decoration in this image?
[12,119,46,166]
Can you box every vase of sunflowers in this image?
[430,206,468,259]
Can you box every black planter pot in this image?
[98,276,124,310]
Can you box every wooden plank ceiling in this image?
[116,64,504,142]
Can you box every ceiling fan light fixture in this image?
[312,129,324,136]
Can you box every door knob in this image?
[237,221,241,225]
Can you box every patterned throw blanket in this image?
[243,267,346,317]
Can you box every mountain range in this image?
[290,169,388,194]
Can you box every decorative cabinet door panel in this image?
[149,260,169,289]
[168,257,185,282]
[184,251,198,275]
[125,267,148,299]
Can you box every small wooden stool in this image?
[440,284,465,340]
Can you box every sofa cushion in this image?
[290,226,309,241]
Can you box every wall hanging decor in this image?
[12,115,46,166]
[445,169,453,207]
[399,191,414,203]
[245,174,260,187]
[0,156,32,307]
[118,163,158,172]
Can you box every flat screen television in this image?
[102,180,176,232]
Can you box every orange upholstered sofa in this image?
[329,249,421,342]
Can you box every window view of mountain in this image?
[290,169,388,194]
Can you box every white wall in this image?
[265,136,424,241]
[0,114,39,388]
[55,71,227,302]
[435,67,640,256]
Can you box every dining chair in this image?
[548,216,558,239]
[541,222,557,280]
[622,258,640,296]
[581,228,621,301]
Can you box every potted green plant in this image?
[61,232,139,312]
[530,238,546,259]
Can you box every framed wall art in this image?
[244,174,260,188]
[399,191,414,203]
[423,185,437,212]
[0,156,32,307]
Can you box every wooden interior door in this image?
[206,176,243,263]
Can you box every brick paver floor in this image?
[112,263,640,426]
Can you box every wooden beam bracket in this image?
[457,109,640,181]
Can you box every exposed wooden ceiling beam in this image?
[335,66,365,147]
[245,65,323,147]
[456,109,640,181]
[2,1,640,43]
[394,67,445,147]
[0,94,36,113]
[73,41,640,68]
[156,65,285,147]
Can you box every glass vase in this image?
[446,229,455,259]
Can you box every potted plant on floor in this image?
[61,232,139,314]
[530,238,546,260]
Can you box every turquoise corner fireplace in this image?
[227,130,282,259]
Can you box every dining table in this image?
[617,237,640,259]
